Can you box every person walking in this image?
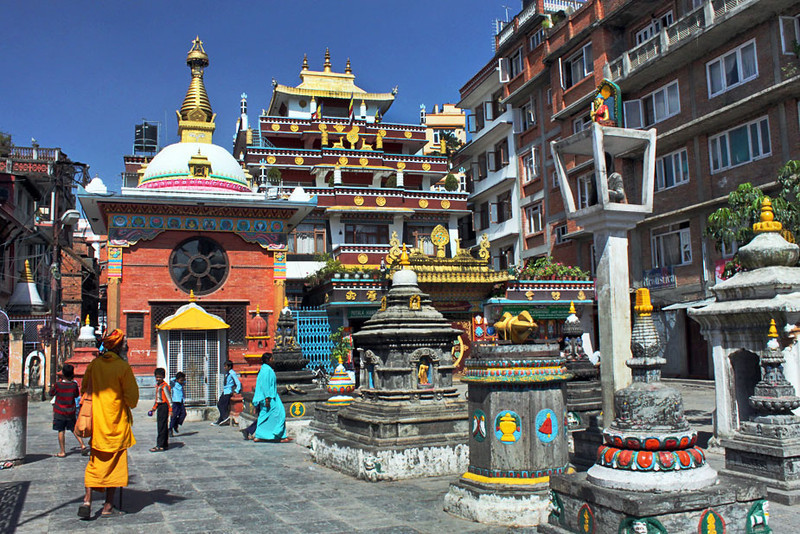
[50,364,88,457]
[169,372,186,437]
[78,329,139,519]
[149,368,171,452]
[241,353,291,443]
[212,360,241,426]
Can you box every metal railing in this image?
[10,146,60,161]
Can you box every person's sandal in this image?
[77,503,91,519]
[100,507,125,517]
[149,447,164,452]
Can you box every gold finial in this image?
[189,290,196,302]
[400,244,410,266]
[284,297,289,307]
[186,36,209,68]
[21,260,34,283]
[256,304,260,314]
[634,288,653,316]
[323,48,331,72]
[302,54,309,70]
[768,318,779,338]
[569,301,576,315]
[85,315,90,326]
[345,57,352,74]
[753,197,783,234]
[178,36,214,142]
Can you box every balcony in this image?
[604,0,786,92]
[496,1,587,51]
[470,163,517,200]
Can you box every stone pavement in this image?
[1,380,798,533]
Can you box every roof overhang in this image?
[157,302,229,331]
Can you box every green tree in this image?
[0,131,12,157]
[329,326,352,366]
[267,167,281,185]
[443,173,459,191]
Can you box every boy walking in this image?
[50,364,87,457]
[212,360,241,426]
[149,368,171,452]
[169,372,186,437]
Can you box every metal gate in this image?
[167,330,220,406]
[294,307,336,373]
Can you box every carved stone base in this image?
[443,477,550,527]
[540,472,767,534]
[722,435,800,505]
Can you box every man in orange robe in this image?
[78,329,139,518]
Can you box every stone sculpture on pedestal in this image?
[541,288,766,534]
[311,247,467,480]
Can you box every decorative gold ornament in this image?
[366,290,377,301]
[418,199,429,208]
[325,294,330,303]
[441,199,450,209]
[346,126,360,146]
[376,196,386,206]
[409,295,421,310]
[495,310,537,344]
[339,156,349,166]
[526,290,534,301]
[478,234,490,262]
[404,131,413,139]
[422,163,431,171]
[294,156,304,165]
[346,290,357,301]
[354,196,364,206]
[271,123,280,131]
[319,123,328,131]
[396,161,406,170]
[753,197,783,233]
[290,124,299,132]
[551,291,561,301]
[267,156,276,164]
[378,129,387,137]
[431,225,450,247]
[357,253,369,264]
[578,290,586,301]
[334,124,345,133]
[380,296,387,311]
[359,157,369,167]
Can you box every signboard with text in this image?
[642,266,676,290]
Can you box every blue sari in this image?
[251,363,286,440]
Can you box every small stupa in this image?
[7,260,47,314]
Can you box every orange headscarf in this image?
[101,328,125,352]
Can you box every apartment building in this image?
[461,0,800,377]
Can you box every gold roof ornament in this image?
[768,318,779,338]
[400,244,410,267]
[189,289,196,302]
[634,288,653,316]
[753,197,783,234]
[178,36,216,144]
[345,57,352,74]
[323,47,332,72]
[21,259,34,283]
[85,315,91,326]
[302,54,309,70]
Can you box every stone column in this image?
[8,325,24,385]
[107,278,121,331]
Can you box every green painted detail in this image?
[618,516,668,534]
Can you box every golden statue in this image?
[418,362,430,385]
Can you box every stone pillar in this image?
[107,278,121,331]
[395,170,404,188]
[8,324,24,385]
[333,166,342,185]
[0,390,27,465]
[273,280,285,322]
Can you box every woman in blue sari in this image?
[242,353,291,443]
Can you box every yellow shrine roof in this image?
[156,302,230,331]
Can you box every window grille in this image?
[167,330,219,406]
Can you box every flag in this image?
[374,108,382,124]
[312,100,322,120]
[348,93,354,123]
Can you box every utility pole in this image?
[47,164,62,400]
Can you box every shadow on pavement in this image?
[118,488,187,514]
[1,481,29,534]
[22,453,51,465]
[174,431,197,437]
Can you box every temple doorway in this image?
[167,330,223,406]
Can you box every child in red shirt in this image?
[49,364,87,457]
[149,368,172,452]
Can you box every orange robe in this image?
[82,351,139,487]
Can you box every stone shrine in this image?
[542,289,767,534]
[691,198,800,505]
[311,248,468,481]
[443,314,571,527]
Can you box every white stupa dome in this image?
[137,142,250,193]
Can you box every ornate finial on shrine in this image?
[753,197,782,234]
[628,288,664,383]
[85,315,91,326]
[345,57,352,74]
[178,36,216,143]
[400,244,410,267]
[569,301,576,315]
[634,287,653,316]
[284,297,289,307]
[323,48,332,72]
[256,304,260,315]
[749,319,800,415]
[302,53,309,70]
[21,260,34,283]
[189,290,196,302]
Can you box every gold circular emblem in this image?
[422,163,431,171]
[267,156,276,164]
[378,129,387,137]
[359,157,369,167]
[319,123,327,131]
[271,123,280,131]
[441,199,451,209]
[431,224,450,246]
[418,199,429,208]
[290,124,299,132]
[404,131,413,139]
[397,162,406,170]
[289,402,306,417]
[354,196,364,206]
[334,124,345,133]
[339,156,349,166]
[294,156,304,165]
[376,196,386,206]
[357,253,369,264]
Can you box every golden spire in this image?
[400,244,410,266]
[323,48,331,72]
[189,290,196,302]
[178,36,216,143]
[85,315,91,326]
[569,301,576,315]
[753,197,783,234]
[345,57,352,74]
[21,260,34,283]
[768,318,779,338]
[634,288,653,317]
[256,304,260,314]
[302,54,309,70]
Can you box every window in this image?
[780,16,800,54]
[522,150,537,183]
[493,245,514,271]
[573,114,592,133]
[432,130,441,144]
[530,29,545,50]
[655,148,690,191]
[561,43,593,89]
[474,153,488,180]
[344,224,389,244]
[552,170,560,189]
[721,239,738,259]
[288,223,326,254]
[709,116,771,173]
[410,226,436,255]
[577,175,594,209]
[126,313,144,339]
[546,88,552,111]
[475,202,490,230]
[624,81,679,127]
[525,204,543,234]
[496,191,513,223]
[520,100,535,131]
[509,47,524,79]
[652,221,692,267]
[635,11,674,45]
[706,40,758,97]
[494,139,509,169]
[468,105,485,132]
[169,237,229,295]
[555,223,569,244]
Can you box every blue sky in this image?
[2,1,509,191]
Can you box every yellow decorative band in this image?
[462,472,550,486]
